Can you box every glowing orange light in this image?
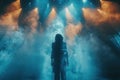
[65,23,82,42]
[46,8,57,25]
[65,8,73,23]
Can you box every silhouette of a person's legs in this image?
[54,66,60,80]
[61,68,66,80]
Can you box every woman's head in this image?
[55,34,63,43]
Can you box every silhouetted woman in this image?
[51,34,68,80]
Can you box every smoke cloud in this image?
[83,0,120,29]
[0,0,120,80]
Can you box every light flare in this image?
[46,8,57,25]
[65,8,73,23]
[83,0,87,3]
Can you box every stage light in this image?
[49,0,70,10]
[83,0,87,3]
[47,3,50,8]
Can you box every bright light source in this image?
[47,4,50,8]
[83,0,87,3]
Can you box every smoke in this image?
[101,0,120,14]
[65,22,82,43]
[0,0,120,80]
[5,0,21,13]
[46,8,57,25]
[0,29,24,79]
[0,0,21,30]
[82,0,120,79]
[0,0,39,32]
[19,8,39,33]
[83,0,120,29]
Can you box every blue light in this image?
[83,0,87,3]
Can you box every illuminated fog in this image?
[0,0,120,80]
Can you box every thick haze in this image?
[0,0,120,80]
